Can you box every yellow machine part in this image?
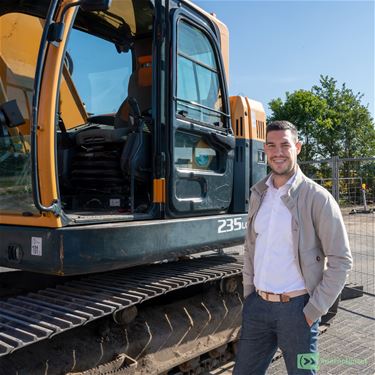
[229,96,266,141]
[0,13,87,134]
[0,13,40,137]
[0,2,84,227]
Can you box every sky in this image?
[195,0,375,120]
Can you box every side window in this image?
[0,12,43,215]
[176,21,224,127]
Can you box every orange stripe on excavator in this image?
[153,178,166,203]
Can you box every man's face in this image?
[265,130,302,176]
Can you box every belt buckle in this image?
[264,291,272,301]
[280,294,290,303]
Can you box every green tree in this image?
[268,75,375,161]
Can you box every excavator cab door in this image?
[168,8,235,216]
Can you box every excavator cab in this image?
[0,0,266,275]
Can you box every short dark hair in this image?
[266,121,298,142]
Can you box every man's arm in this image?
[303,193,353,322]
[243,195,256,298]
[243,239,255,298]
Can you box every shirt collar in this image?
[266,171,297,190]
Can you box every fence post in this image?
[361,184,369,212]
[331,156,340,202]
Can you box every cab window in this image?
[0,12,43,215]
[176,21,224,127]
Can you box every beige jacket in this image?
[243,167,353,322]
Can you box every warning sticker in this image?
[110,199,121,207]
[251,110,257,128]
[31,237,42,256]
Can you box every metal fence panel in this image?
[300,157,374,296]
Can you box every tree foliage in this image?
[268,75,375,161]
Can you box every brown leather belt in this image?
[256,288,307,302]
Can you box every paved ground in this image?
[210,294,375,374]
[268,294,375,374]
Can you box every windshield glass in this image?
[0,12,43,215]
[67,28,132,116]
[60,0,153,125]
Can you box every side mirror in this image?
[80,0,112,12]
[48,0,112,42]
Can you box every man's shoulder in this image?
[300,174,329,193]
[298,173,335,203]
[251,174,269,194]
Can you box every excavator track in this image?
[0,254,243,359]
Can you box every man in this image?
[234,121,352,374]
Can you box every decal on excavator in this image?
[217,217,247,233]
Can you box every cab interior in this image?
[56,0,155,222]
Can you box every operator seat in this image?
[114,55,152,129]
[118,55,152,191]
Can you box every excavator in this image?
[0,0,266,373]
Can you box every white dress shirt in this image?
[253,173,306,293]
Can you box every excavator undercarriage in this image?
[0,254,244,375]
